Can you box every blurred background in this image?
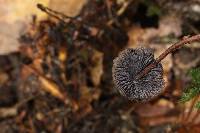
[0,0,200,132]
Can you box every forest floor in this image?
[0,0,200,133]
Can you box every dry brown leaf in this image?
[0,0,49,55]
[90,50,104,86]
[0,71,9,85]
[74,85,96,119]
[0,107,17,118]
[49,0,87,17]
[0,0,49,23]
[58,48,67,62]
[79,85,101,103]
[142,15,182,41]
[39,76,65,101]
[127,14,182,48]
[75,103,93,120]
[23,65,67,103]
[127,25,145,48]
[157,99,175,109]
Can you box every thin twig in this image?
[37,3,78,23]
[136,34,200,79]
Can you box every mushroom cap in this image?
[112,48,164,102]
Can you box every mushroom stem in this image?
[136,34,200,79]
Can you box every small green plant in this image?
[180,68,200,109]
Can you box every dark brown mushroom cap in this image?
[112,48,164,102]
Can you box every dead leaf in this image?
[0,107,17,118]
[90,50,103,86]
[49,0,87,17]
[74,85,97,119]
[0,0,49,55]
[0,71,9,85]
[58,47,67,62]
[79,85,101,104]
[39,76,65,101]
[24,65,66,102]
[127,25,145,48]
[142,14,182,41]
[127,14,182,48]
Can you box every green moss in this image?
[180,68,200,110]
